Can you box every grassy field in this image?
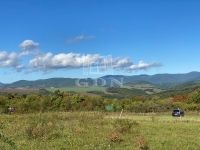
[0,112,200,150]
[48,87,106,93]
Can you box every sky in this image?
[0,0,200,83]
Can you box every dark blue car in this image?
[172,108,184,117]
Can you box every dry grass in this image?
[0,112,200,149]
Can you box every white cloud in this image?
[0,39,162,73]
[66,34,95,44]
[29,52,161,72]
[29,53,102,70]
[0,51,19,68]
[112,58,133,68]
[0,39,39,70]
[128,60,161,71]
[19,40,39,55]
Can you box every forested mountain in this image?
[1,72,200,89]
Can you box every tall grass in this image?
[0,112,200,149]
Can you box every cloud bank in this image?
[0,40,162,73]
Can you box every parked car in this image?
[172,108,184,117]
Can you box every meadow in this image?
[0,112,200,150]
[48,87,106,93]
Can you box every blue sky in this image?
[0,0,200,83]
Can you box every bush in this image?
[136,135,149,150]
[108,131,123,143]
[113,119,139,134]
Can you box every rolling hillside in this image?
[101,71,200,88]
[0,72,200,94]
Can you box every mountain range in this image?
[1,71,200,89]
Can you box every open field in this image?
[0,112,200,150]
[48,87,106,93]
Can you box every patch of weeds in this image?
[108,130,123,143]
[77,113,104,129]
[136,135,149,150]
[0,121,17,149]
[113,119,139,134]
[108,119,139,144]
[25,117,60,140]
[0,132,17,149]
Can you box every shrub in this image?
[113,119,139,134]
[136,135,149,150]
[108,131,123,143]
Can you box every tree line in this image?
[0,89,200,114]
